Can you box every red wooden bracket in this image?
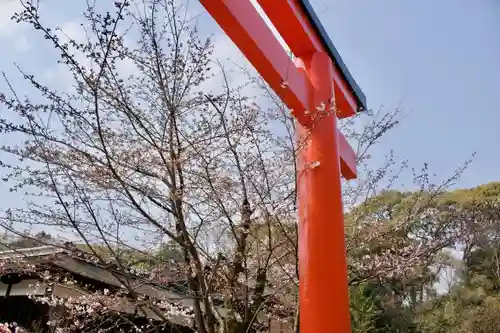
[256,0,358,119]
[200,0,357,178]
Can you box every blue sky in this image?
[309,0,500,188]
[198,0,500,189]
[0,0,499,199]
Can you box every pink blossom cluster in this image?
[0,323,22,333]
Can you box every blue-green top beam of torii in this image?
[299,0,367,111]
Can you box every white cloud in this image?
[0,0,23,37]
[56,21,87,44]
[11,0,287,99]
[55,20,97,76]
[200,32,263,98]
[197,0,292,99]
[0,0,31,52]
[14,34,30,52]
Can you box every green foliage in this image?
[346,181,500,333]
[350,283,379,333]
[350,282,419,333]
[7,231,53,249]
[156,241,184,263]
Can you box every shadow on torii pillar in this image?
[199,1,367,332]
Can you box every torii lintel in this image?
[200,1,367,333]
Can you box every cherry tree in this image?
[0,0,302,331]
[0,0,468,332]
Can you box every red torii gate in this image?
[199,1,367,332]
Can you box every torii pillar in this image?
[200,1,367,332]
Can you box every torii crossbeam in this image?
[200,1,367,332]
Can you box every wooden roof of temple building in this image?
[0,246,293,332]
